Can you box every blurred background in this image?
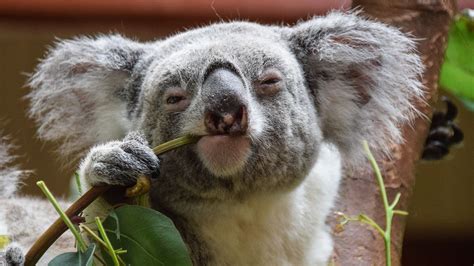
[0,0,472,265]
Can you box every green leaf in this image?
[108,210,121,240]
[48,243,96,266]
[440,14,474,102]
[102,205,192,266]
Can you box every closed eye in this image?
[255,69,283,97]
[260,77,281,85]
[166,95,185,104]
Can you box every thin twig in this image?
[25,185,109,265]
[36,181,87,252]
[80,224,127,266]
[80,225,108,249]
[363,141,409,266]
[95,217,120,266]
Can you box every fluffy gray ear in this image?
[28,35,148,162]
[287,11,424,162]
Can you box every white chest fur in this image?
[192,143,342,266]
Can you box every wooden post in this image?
[329,0,457,265]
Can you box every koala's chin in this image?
[196,135,252,177]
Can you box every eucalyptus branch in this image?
[362,141,408,266]
[25,135,200,266]
[337,141,409,266]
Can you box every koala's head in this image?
[28,12,423,200]
[134,23,322,198]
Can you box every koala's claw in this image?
[125,175,152,197]
[82,132,160,187]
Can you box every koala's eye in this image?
[261,77,281,85]
[164,88,190,112]
[166,95,185,104]
[255,69,283,97]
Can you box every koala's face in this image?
[138,23,322,199]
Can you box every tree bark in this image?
[329,0,456,265]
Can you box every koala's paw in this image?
[81,132,160,187]
[5,243,25,266]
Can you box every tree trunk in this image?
[329,0,456,265]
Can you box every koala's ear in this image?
[286,11,424,162]
[28,35,149,162]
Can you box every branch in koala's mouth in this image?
[153,135,202,154]
[25,135,201,266]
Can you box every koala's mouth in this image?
[196,135,251,177]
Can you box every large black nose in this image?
[202,68,248,135]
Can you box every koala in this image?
[0,134,75,266]
[4,11,424,265]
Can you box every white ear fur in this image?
[27,35,148,163]
[288,11,424,163]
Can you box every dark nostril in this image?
[204,106,248,135]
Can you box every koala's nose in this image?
[202,68,248,135]
[204,105,248,135]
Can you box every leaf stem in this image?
[389,193,402,209]
[36,181,87,253]
[336,142,409,266]
[362,142,391,218]
[95,217,120,266]
[80,224,125,265]
[358,214,385,236]
[93,253,107,266]
[79,225,108,249]
[363,141,394,266]
[393,210,409,216]
[74,172,83,195]
[152,135,201,154]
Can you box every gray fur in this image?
[22,11,424,265]
[0,135,74,266]
[0,136,26,199]
[27,35,150,163]
[0,135,24,266]
[286,11,424,162]
[5,244,24,266]
[81,132,159,186]
[1,197,76,266]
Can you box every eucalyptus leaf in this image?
[108,211,121,240]
[48,243,96,266]
[102,205,192,266]
[440,13,474,104]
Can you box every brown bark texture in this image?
[329,0,456,265]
